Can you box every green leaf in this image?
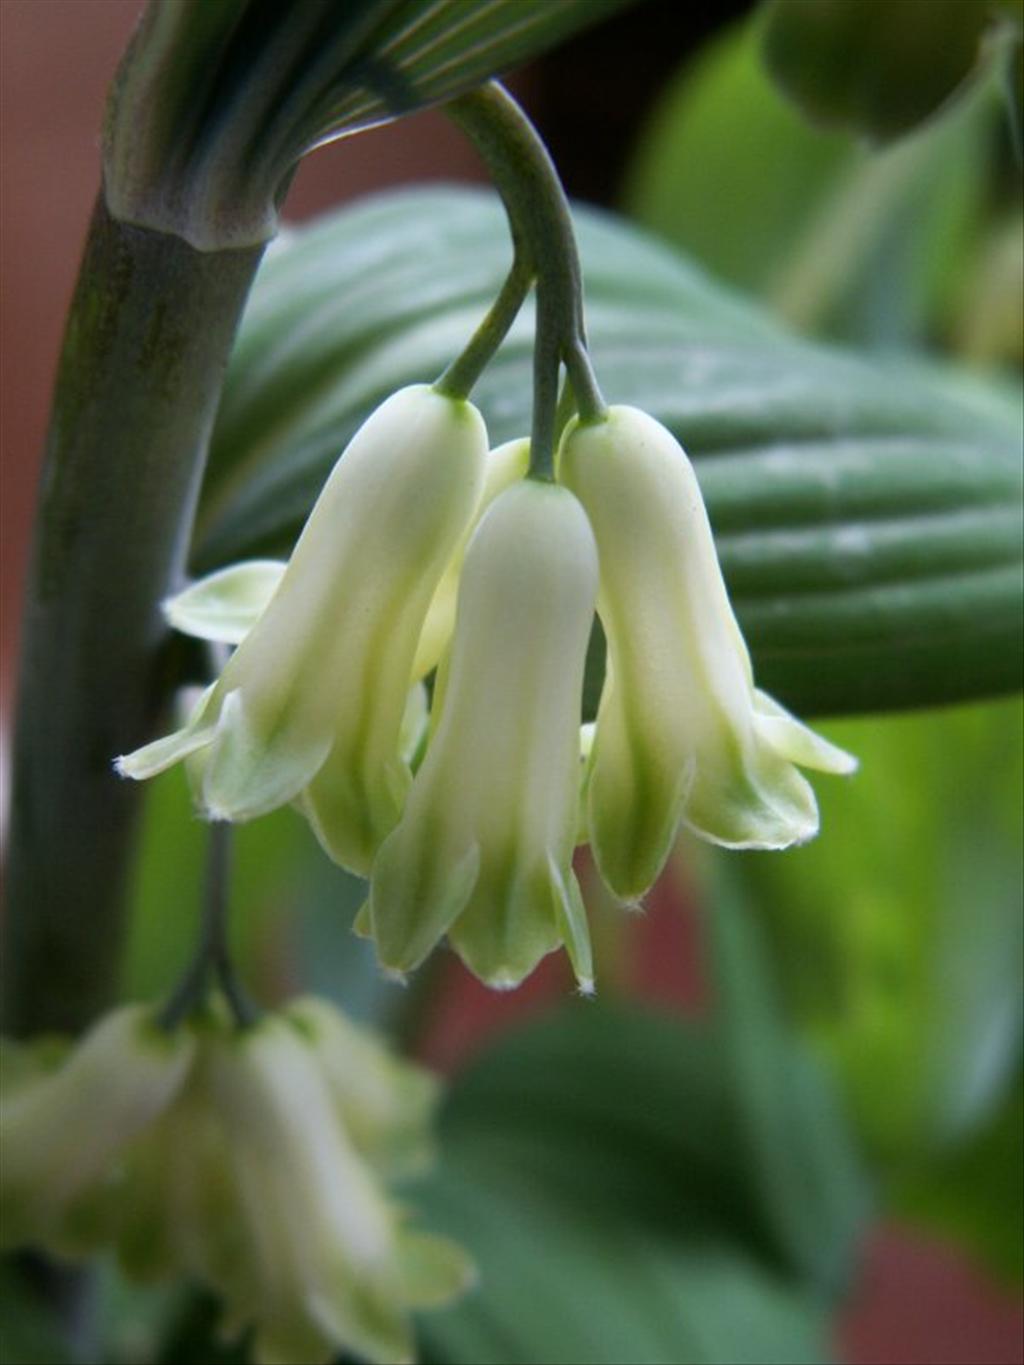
[431,1000,869,1298]
[409,1000,847,1364]
[893,1073,1024,1284]
[416,1173,831,1365]
[760,0,998,142]
[737,698,1024,1163]
[0,1263,70,1365]
[623,20,997,347]
[705,878,872,1295]
[196,187,1023,717]
[105,0,636,248]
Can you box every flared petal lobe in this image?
[118,386,488,875]
[368,480,599,990]
[558,407,855,901]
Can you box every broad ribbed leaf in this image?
[196,188,1023,716]
[105,0,635,247]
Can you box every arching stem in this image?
[444,83,606,477]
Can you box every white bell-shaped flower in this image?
[558,405,856,901]
[118,386,487,875]
[200,1012,471,1365]
[365,480,599,990]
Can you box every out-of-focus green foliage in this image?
[894,1075,1024,1284]
[732,698,1023,1162]
[760,0,1014,142]
[623,19,1004,349]
[417,1174,831,1365]
[413,940,867,1363]
[0,1265,70,1365]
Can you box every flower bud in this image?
[366,480,599,991]
[0,1006,193,1253]
[118,385,488,875]
[558,406,856,901]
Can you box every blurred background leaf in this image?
[759,0,1015,143]
[623,18,1006,349]
[417,1177,831,1365]
[0,1264,71,1365]
[892,1073,1024,1285]
[716,695,1023,1298]
[411,976,866,1364]
[731,698,1023,1162]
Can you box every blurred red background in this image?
[1,4,1021,1363]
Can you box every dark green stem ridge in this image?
[445,82,606,478]
[3,198,263,1038]
[160,823,258,1032]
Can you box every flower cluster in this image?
[0,999,472,1365]
[120,387,854,991]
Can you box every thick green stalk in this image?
[3,197,263,1038]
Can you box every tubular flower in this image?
[412,436,530,680]
[0,1005,193,1254]
[558,406,856,902]
[117,386,487,875]
[193,1010,472,1365]
[365,480,599,991]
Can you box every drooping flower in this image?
[118,385,487,875]
[188,1009,472,1365]
[4,999,473,1365]
[0,1005,193,1254]
[365,479,599,991]
[558,405,856,902]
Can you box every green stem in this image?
[435,247,533,400]
[160,823,258,1031]
[445,83,606,476]
[3,197,263,1038]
